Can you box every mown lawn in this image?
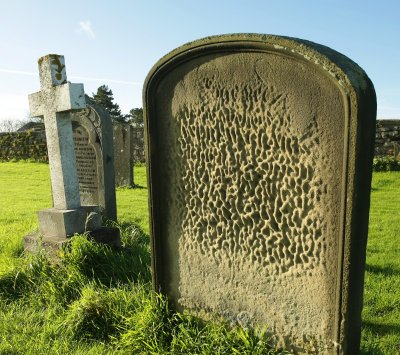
[0,161,399,354]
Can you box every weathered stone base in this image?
[88,227,121,247]
[38,206,101,238]
[24,232,67,253]
[24,227,121,254]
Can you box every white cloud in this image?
[78,20,96,39]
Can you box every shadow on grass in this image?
[0,252,52,303]
[360,346,385,355]
[361,321,400,355]
[365,263,400,276]
[0,270,29,301]
[363,321,400,336]
[116,183,146,190]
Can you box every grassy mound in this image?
[0,162,399,353]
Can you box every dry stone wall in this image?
[1,120,398,163]
[1,122,146,165]
[0,129,48,162]
[375,120,400,157]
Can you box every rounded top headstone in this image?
[144,33,374,102]
[143,34,376,354]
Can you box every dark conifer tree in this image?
[128,108,143,126]
[92,85,124,122]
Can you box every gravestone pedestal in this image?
[24,227,121,253]
[38,206,100,237]
[25,206,120,253]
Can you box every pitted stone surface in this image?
[145,35,376,354]
[73,121,99,204]
[153,52,343,350]
[173,63,329,277]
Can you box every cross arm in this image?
[55,82,86,112]
[28,82,86,118]
[28,91,44,118]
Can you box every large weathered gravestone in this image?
[25,54,119,250]
[144,35,376,354]
[71,102,117,221]
[113,122,134,186]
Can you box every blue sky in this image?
[0,0,399,120]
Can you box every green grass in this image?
[361,172,400,354]
[0,162,52,274]
[0,162,285,354]
[116,166,149,234]
[0,161,399,354]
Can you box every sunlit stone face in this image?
[145,35,376,353]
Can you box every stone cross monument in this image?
[27,54,102,245]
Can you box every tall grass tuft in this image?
[61,223,151,287]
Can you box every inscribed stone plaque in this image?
[73,122,99,204]
[71,103,117,221]
[144,34,376,354]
